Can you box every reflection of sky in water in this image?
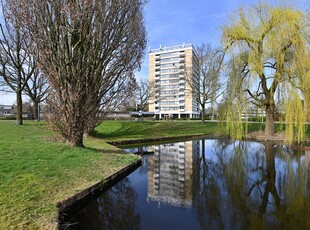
[68,139,310,230]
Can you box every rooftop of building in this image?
[0,104,15,109]
[149,43,194,54]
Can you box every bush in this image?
[0,116,16,120]
[248,116,265,122]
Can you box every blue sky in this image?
[0,0,309,104]
[135,0,309,80]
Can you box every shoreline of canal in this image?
[57,158,142,229]
[57,132,310,229]
[108,132,310,150]
[62,136,310,230]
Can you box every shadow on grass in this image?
[83,146,127,155]
[91,121,224,144]
[92,121,155,139]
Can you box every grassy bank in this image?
[0,121,139,229]
[94,120,266,142]
[95,120,310,142]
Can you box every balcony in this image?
[179,57,185,63]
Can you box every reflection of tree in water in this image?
[192,139,225,230]
[247,142,285,229]
[97,177,140,230]
[193,139,310,230]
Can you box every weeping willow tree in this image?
[221,1,310,143]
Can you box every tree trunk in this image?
[201,105,205,123]
[265,104,275,136]
[16,81,23,125]
[33,101,39,120]
[67,131,84,147]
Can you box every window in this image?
[161,63,178,68]
[160,90,178,94]
[160,57,180,63]
[161,106,179,111]
[160,52,180,57]
[161,68,179,73]
[160,101,178,105]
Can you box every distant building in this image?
[148,43,200,119]
[0,103,45,119]
[0,105,15,117]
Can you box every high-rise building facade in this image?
[148,43,200,119]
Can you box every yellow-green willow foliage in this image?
[285,90,306,143]
[221,1,310,143]
[219,56,248,140]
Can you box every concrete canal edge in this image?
[57,158,142,229]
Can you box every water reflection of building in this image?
[147,140,199,207]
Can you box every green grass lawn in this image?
[94,120,267,142]
[0,121,139,229]
[95,120,310,142]
[94,120,219,141]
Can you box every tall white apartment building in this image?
[148,43,200,119]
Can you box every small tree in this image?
[185,44,224,123]
[0,3,34,125]
[222,2,310,141]
[7,0,147,146]
[134,78,153,111]
[24,67,49,120]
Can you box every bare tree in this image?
[6,0,147,146]
[135,78,153,111]
[24,68,49,120]
[0,3,35,125]
[185,44,224,123]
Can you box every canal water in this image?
[67,139,310,230]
